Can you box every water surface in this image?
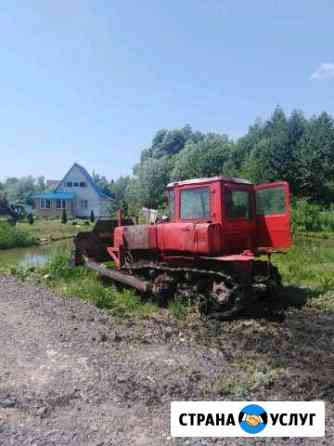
[0,240,73,268]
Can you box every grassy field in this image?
[17,219,92,241]
[274,238,334,287]
[0,222,39,249]
[0,219,93,250]
[273,236,334,312]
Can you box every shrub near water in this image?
[0,222,38,249]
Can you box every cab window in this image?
[225,189,251,219]
[168,190,175,219]
[180,188,210,219]
[256,187,285,215]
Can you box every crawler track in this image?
[120,261,277,319]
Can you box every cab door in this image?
[255,181,292,251]
[222,184,255,254]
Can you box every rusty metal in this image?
[83,257,152,294]
[123,225,154,250]
[74,218,134,265]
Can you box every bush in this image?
[45,249,74,280]
[168,299,191,319]
[292,199,320,233]
[61,209,68,224]
[292,199,334,234]
[0,222,38,249]
[319,208,334,232]
[27,213,34,225]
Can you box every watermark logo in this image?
[171,401,325,437]
[238,404,267,434]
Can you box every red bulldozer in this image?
[74,176,292,319]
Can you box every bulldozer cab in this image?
[166,177,291,254]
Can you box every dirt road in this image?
[0,275,333,445]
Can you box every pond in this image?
[0,240,73,268]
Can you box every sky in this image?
[0,0,333,181]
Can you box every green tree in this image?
[297,112,334,202]
[127,157,171,212]
[2,176,45,205]
[109,176,131,214]
[61,209,67,224]
[92,172,112,197]
[27,213,34,225]
[37,176,46,192]
[171,134,234,180]
[141,125,203,161]
[235,107,307,191]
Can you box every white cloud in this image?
[311,63,334,80]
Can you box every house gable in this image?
[57,164,95,196]
[32,163,113,219]
[55,163,112,217]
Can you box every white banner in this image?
[171,401,325,437]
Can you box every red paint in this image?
[108,177,292,269]
[255,181,292,250]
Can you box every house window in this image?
[56,199,66,209]
[73,182,79,187]
[41,199,52,209]
[66,182,73,187]
[80,200,88,209]
[80,182,86,187]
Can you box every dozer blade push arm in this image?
[83,256,152,294]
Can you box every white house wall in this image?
[57,165,107,218]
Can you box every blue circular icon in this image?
[239,404,268,434]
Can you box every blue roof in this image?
[32,192,75,200]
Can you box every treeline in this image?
[0,176,46,205]
[103,106,334,214]
[2,107,334,215]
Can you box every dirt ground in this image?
[0,275,333,446]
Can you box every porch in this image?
[32,192,75,218]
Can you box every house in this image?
[32,163,113,219]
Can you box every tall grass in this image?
[39,248,159,317]
[292,199,334,234]
[273,238,334,293]
[0,222,39,249]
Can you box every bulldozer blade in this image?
[73,217,134,264]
